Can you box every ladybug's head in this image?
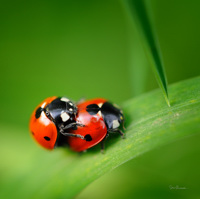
[45,97,78,125]
[29,97,58,150]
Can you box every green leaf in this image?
[123,0,170,106]
[1,76,200,198]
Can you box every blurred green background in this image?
[0,0,200,198]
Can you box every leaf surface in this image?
[0,77,200,199]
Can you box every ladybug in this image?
[67,98,125,152]
[30,97,124,152]
[29,96,84,150]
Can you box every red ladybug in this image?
[67,98,124,152]
[29,96,84,150]
[30,97,124,152]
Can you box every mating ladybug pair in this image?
[30,97,125,152]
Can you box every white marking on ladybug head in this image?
[69,102,74,106]
[69,108,73,112]
[61,97,70,102]
[98,103,103,108]
[112,120,120,129]
[61,112,70,122]
[41,111,46,118]
[97,110,102,117]
[41,111,50,125]
[41,102,46,108]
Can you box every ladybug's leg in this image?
[116,129,125,139]
[100,139,105,154]
[108,129,125,139]
[121,119,126,130]
[62,122,85,130]
[60,131,85,140]
[58,124,86,140]
[100,134,109,153]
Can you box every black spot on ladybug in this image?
[86,104,100,115]
[84,134,92,141]
[35,107,43,119]
[31,132,35,135]
[44,136,51,141]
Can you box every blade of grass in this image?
[126,24,149,97]
[1,76,200,198]
[123,7,149,97]
[122,0,170,106]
